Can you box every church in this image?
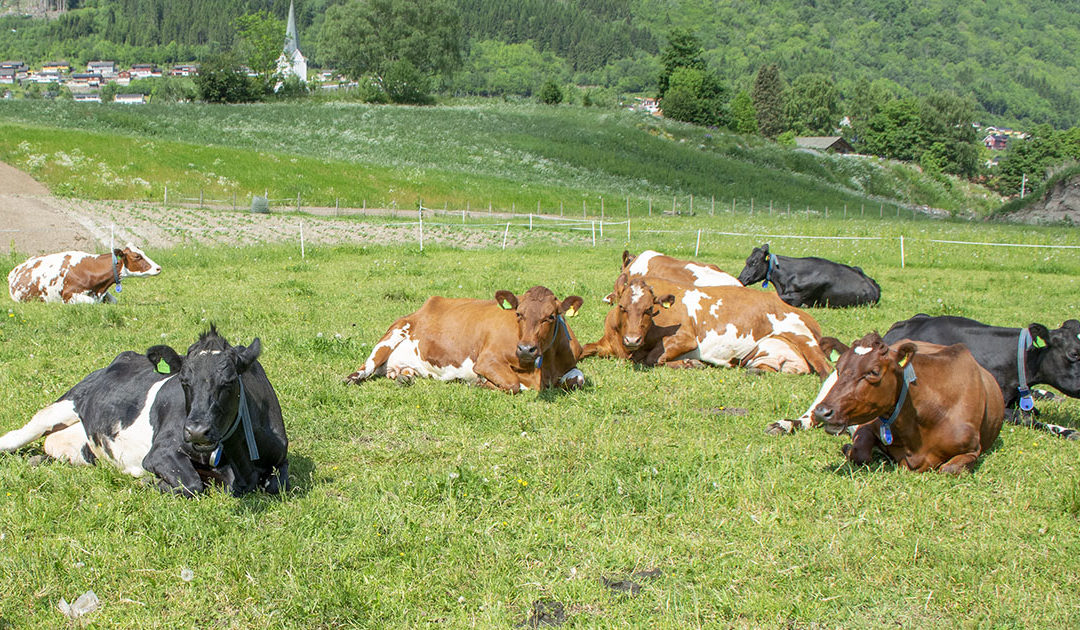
[276,1,307,85]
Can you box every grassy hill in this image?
[0,100,1000,216]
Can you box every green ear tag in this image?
[500,299,513,310]
[156,358,171,374]
[829,349,840,362]
[1034,336,1047,348]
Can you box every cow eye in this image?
[618,305,627,313]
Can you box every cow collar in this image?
[209,377,260,467]
[535,316,567,370]
[877,362,917,446]
[110,251,123,294]
[762,253,778,288]
[1017,328,1035,412]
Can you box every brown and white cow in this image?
[812,332,1004,474]
[583,275,830,375]
[345,286,585,393]
[8,243,162,304]
[602,250,740,303]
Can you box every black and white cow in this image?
[0,327,290,495]
[767,315,1080,440]
[737,244,881,308]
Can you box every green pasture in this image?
[2,212,1080,628]
[0,100,999,216]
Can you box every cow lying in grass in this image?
[8,243,162,304]
[583,274,830,376]
[812,332,1004,474]
[0,326,290,496]
[345,286,585,393]
[736,243,880,308]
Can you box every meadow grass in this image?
[0,100,999,216]
[1,211,1079,628]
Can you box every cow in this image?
[812,332,1004,474]
[344,286,586,393]
[603,249,741,303]
[736,243,880,308]
[582,274,831,376]
[0,327,289,497]
[8,243,162,304]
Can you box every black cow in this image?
[737,243,881,308]
[884,314,1080,439]
[0,327,290,495]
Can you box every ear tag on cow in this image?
[897,355,909,368]
[662,301,671,309]
[1034,336,1047,349]
[565,306,577,318]
[210,445,223,467]
[534,356,542,369]
[829,349,840,362]
[500,299,513,310]
[878,424,893,446]
[1018,388,1035,412]
[156,358,171,374]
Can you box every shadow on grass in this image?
[233,453,316,515]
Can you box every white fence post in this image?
[591,221,596,246]
[163,185,168,207]
[900,235,905,268]
[299,220,305,259]
[419,203,424,251]
[502,222,510,249]
[694,229,701,257]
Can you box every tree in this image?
[320,0,462,103]
[234,11,285,92]
[194,52,255,104]
[538,79,562,105]
[730,90,757,134]
[752,64,787,138]
[657,28,705,99]
[785,73,839,135]
[661,66,730,127]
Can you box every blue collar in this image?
[878,362,917,445]
[535,316,567,370]
[209,377,260,466]
[1017,328,1034,411]
[111,251,123,294]
[762,253,777,288]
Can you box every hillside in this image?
[1,0,1079,128]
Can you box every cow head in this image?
[147,327,260,454]
[1031,320,1080,397]
[495,286,583,368]
[736,244,769,286]
[610,274,674,351]
[116,243,162,278]
[813,332,917,435]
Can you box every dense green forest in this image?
[2,0,1078,130]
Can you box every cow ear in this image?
[602,292,615,304]
[761,243,769,254]
[559,295,584,318]
[113,248,125,259]
[1029,323,1051,348]
[820,337,850,362]
[233,338,262,373]
[656,294,676,309]
[895,342,917,368]
[613,273,629,295]
[621,250,633,268]
[147,345,182,374]
[494,290,518,310]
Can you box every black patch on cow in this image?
[517,600,566,627]
[80,445,96,465]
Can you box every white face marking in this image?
[627,250,661,277]
[854,346,872,355]
[629,284,645,304]
[766,312,818,346]
[196,350,223,356]
[684,263,741,287]
[681,289,708,321]
[93,376,173,477]
[121,243,163,278]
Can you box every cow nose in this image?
[185,424,212,445]
[812,405,834,427]
[623,335,642,348]
[517,343,538,358]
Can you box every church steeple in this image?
[284,0,299,55]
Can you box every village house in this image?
[795,136,855,154]
[73,92,102,103]
[130,63,161,79]
[170,64,198,77]
[983,134,1009,151]
[115,70,131,86]
[42,61,70,73]
[69,73,103,88]
[114,93,147,105]
[86,61,117,78]
[0,68,15,85]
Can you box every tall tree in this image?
[752,64,787,139]
[657,28,705,99]
[319,0,462,102]
[785,73,839,135]
[730,90,757,135]
[234,10,285,91]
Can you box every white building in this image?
[276,1,307,85]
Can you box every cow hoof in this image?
[395,374,414,386]
[343,372,361,385]
[841,443,853,457]
[1066,431,1080,441]
[744,367,765,376]
[764,422,788,436]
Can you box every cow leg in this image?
[0,401,81,452]
[344,327,402,384]
[656,332,700,368]
[1005,408,1080,440]
[144,449,205,497]
[841,423,878,466]
[765,371,837,435]
[936,452,979,475]
[42,423,93,465]
[474,359,523,393]
[262,459,291,494]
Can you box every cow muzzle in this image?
[184,421,217,451]
[813,405,846,435]
[516,343,539,364]
[622,335,643,351]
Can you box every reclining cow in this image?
[812,332,1004,474]
[8,243,162,304]
[603,249,740,303]
[583,274,830,376]
[736,243,880,308]
[345,286,585,393]
[769,315,1080,439]
[0,326,290,496]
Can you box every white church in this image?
[276,1,307,85]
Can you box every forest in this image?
[2,0,1079,130]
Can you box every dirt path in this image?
[0,161,98,255]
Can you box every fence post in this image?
[711,196,715,216]
[769,200,773,216]
[627,218,631,242]
[512,202,515,214]
[690,195,694,215]
[601,197,604,222]
[731,198,735,214]
[583,200,587,217]
[163,185,168,207]
[673,195,676,215]
[825,206,828,219]
[537,200,541,215]
[199,189,204,208]
[591,221,596,246]
[750,198,754,215]
[648,199,652,216]
[529,214,533,230]
[626,197,629,219]
[419,202,424,251]
[879,203,883,218]
[694,229,702,257]
[503,223,510,250]
[299,220,305,259]
[232,191,236,211]
[297,193,301,213]
[599,217,604,239]
[335,198,339,216]
[900,235,905,268]
[560,201,564,216]
[844,204,847,219]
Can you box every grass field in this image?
[2,211,1080,628]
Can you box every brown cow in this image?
[812,332,1004,474]
[602,249,740,303]
[8,243,162,304]
[583,275,830,375]
[345,286,585,393]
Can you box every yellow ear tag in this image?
[500,299,513,310]
[898,355,909,368]
[662,301,671,309]
[565,306,577,318]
